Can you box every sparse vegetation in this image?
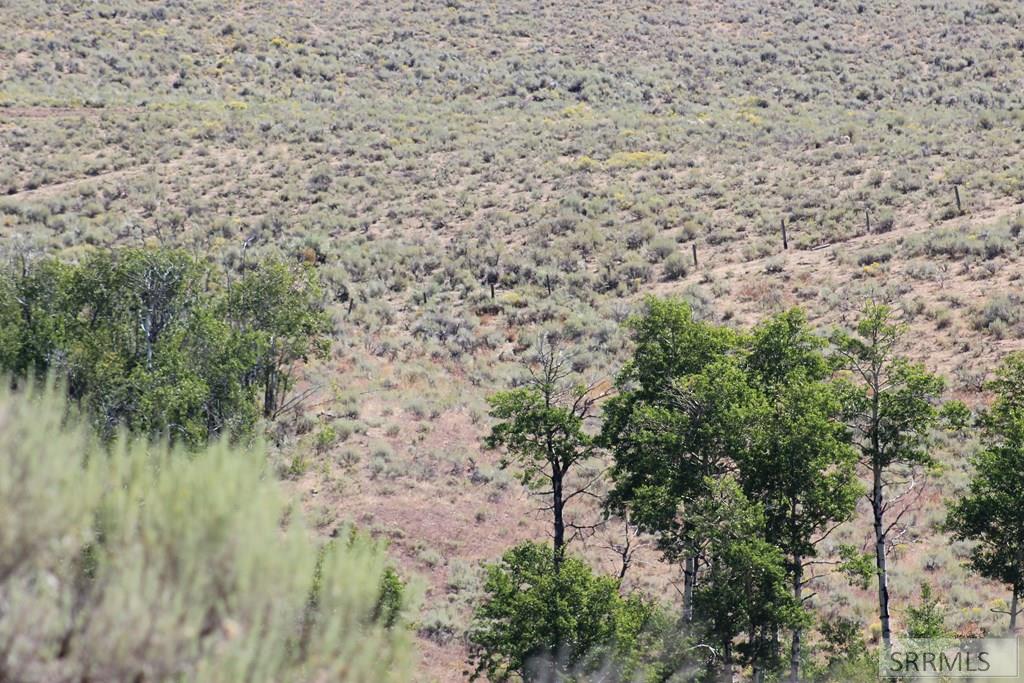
[3,0,1024,679]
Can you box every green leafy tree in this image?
[742,309,860,682]
[485,336,606,568]
[601,297,742,621]
[611,297,735,401]
[226,259,332,419]
[688,477,803,682]
[59,249,221,441]
[603,299,860,683]
[466,541,654,682]
[0,249,332,445]
[0,255,72,380]
[807,615,876,683]
[946,352,1024,634]
[832,304,946,649]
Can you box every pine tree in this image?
[905,583,949,639]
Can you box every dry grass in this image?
[3,0,1024,679]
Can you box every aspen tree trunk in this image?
[873,460,892,649]
[683,555,696,622]
[552,465,565,571]
[1009,587,1019,635]
[790,557,803,682]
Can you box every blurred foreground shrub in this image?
[0,383,414,682]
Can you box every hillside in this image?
[3,0,1024,680]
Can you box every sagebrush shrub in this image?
[0,383,414,683]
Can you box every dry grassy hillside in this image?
[3,0,1024,679]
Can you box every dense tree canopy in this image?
[601,298,750,625]
[741,309,860,682]
[0,248,331,445]
[946,352,1024,634]
[600,299,866,681]
[687,476,803,679]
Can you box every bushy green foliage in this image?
[946,352,1024,633]
[743,308,861,680]
[0,382,413,682]
[466,541,655,682]
[806,616,876,683]
[0,248,331,445]
[832,303,949,648]
[687,476,804,677]
[904,583,950,639]
[602,299,861,678]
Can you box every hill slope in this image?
[3,0,1024,679]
